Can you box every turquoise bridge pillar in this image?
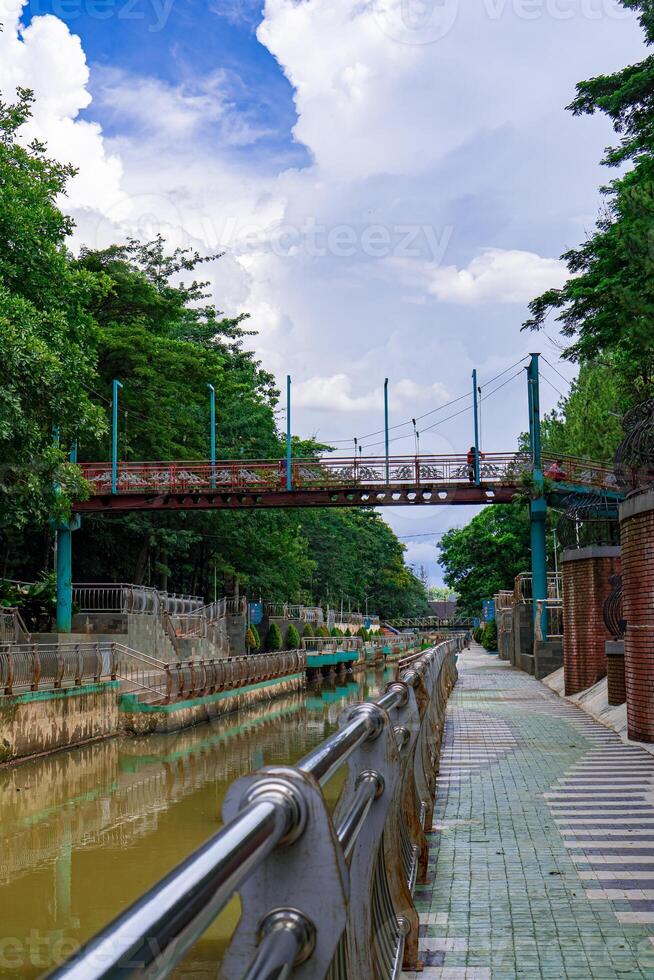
[54,440,81,634]
[527,353,548,639]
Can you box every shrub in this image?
[330,626,342,637]
[302,623,314,638]
[357,626,369,641]
[481,621,498,652]
[285,624,301,649]
[267,622,282,651]
[245,626,260,652]
[344,628,352,637]
[318,624,331,638]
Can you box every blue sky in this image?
[24,0,306,163]
[7,0,649,582]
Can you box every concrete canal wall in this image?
[0,682,120,765]
[0,670,307,762]
[120,673,305,734]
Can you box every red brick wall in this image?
[562,549,621,697]
[621,495,654,740]
[606,647,626,706]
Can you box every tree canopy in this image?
[0,87,428,618]
[524,0,654,398]
[437,502,532,616]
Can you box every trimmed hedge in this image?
[245,625,260,651]
[267,623,282,651]
[285,624,301,649]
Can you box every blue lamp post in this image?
[112,379,123,495]
[208,383,216,488]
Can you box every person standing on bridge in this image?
[467,447,484,483]
[546,459,566,482]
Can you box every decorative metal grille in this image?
[614,399,654,491]
[556,493,620,550]
[603,573,626,641]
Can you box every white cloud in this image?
[293,374,449,412]
[92,67,274,145]
[0,3,123,213]
[425,248,569,304]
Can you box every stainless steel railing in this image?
[72,583,205,616]
[0,642,305,702]
[48,634,463,979]
[0,607,31,644]
[264,603,325,624]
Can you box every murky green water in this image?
[0,667,393,977]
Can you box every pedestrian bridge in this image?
[74,451,620,512]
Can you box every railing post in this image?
[220,767,348,978]
[31,643,41,692]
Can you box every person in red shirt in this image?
[467,447,476,483]
[546,459,566,482]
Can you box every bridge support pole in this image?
[55,515,80,634]
[527,353,548,638]
[56,526,73,633]
[530,497,548,638]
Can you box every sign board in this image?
[249,602,263,626]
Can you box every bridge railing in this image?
[77,451,620,498]
[534,599,564,642]
[0,641,305,702]
[301,636,362,654]
[115,646,306,704]
[265,602,324,624]
[47,635,463,980]
[73,583,204,616]
[514,572,562,603]
[0,641,110,696]
[0,607,31,644]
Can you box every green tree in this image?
[0,89,104,535]
[245,625,260,652]
[285,624,300,649]
[302,623,314,638]
[266,622,282,651]
[539,361,625,463]
[438,503,532,615]
[524,2,654,397]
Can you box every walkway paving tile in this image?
[402,644,654,979]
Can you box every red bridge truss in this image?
[75,452,619,513]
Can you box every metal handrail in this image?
[0,607,31,644]
[72,583,204,615]
[535,599,564,642]
[48,635,463,980]
[77,451,619,497]
[264,602,324,624]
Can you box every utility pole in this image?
[472,369,480,485]
[208,383,216,488]
[384,378,390,483]
[527,353,548,637]
[112,379,123,495]
[286,375,292,491]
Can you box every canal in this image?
[0,665,394,977]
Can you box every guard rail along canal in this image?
[48,634,463,979]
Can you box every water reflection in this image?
[0,666,391,977]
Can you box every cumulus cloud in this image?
[425,248,569,304]
[0,2,123,213]
[293,374,449,412]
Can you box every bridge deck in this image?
[403,645,654,978]
[74,453,621,512]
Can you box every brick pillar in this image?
[561,546,621,697]
[606,642,626,706]
[620,489,654,741]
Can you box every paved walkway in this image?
[403,644,654,979]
